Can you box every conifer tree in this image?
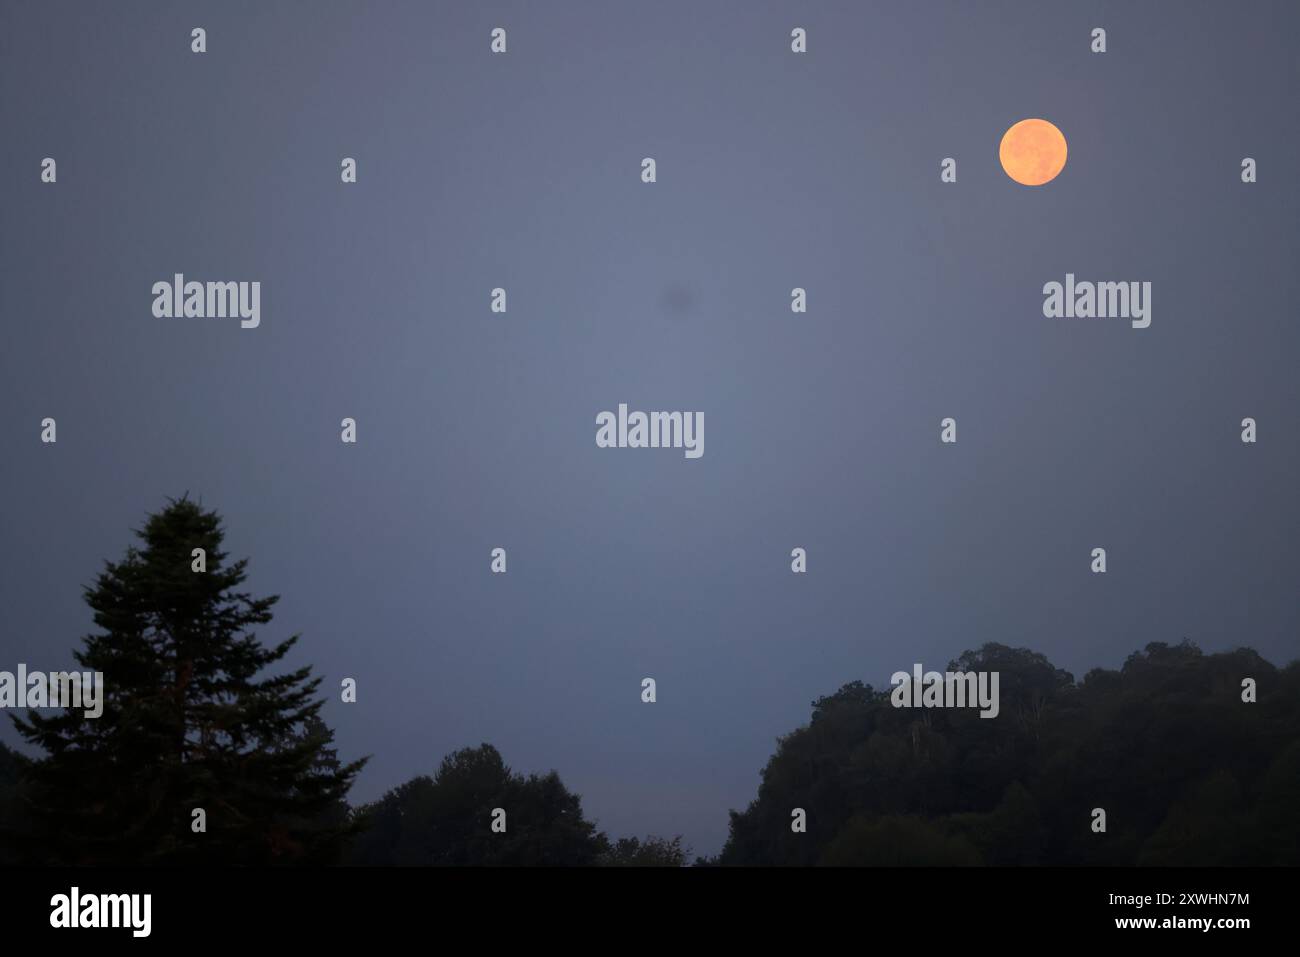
[11,497,365,865]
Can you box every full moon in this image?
[999,118,1068,186]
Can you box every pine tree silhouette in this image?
[11,497,366,865]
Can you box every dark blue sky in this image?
[3,0,1297,857]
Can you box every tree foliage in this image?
[348,743,611,865]
[719,641,1300,865]
[8,497,365,865]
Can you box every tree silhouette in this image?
[10,497,365,865]
[347,743,606,865]
[597,834,690,867]
[0,741,29,864]
[719,641,1300,866]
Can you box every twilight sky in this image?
[2,0,1298,857]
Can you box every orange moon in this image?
[999,118,1067,186]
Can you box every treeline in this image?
[347,743,686,866]
[1,499,1296,866]
[713,642,1300,865]
[0,734,685,866]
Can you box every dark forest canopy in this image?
[713,641,1300,866]
[346,743,688,866]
